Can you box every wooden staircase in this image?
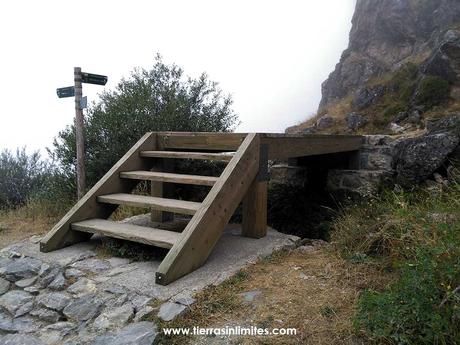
[40,132,268,285]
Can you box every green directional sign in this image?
[56,86,75,98]
[81,72,108,85]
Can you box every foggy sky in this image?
[0,0,355,154]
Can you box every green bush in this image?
[50,55,239,191]
[355,222,460,344]
[0,148,49,208]
[416,75,451,109]
[331,182,460,344]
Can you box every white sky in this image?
[0,0,355,154]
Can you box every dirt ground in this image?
[156,242,393,345]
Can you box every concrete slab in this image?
[1,217,299,301]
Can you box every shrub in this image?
[0,148,49,208]
[416,75,450,109]
[331,182,460,344]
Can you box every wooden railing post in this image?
[242,144,268,238]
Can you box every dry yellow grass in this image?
[0,204,59,247]
[156,245,393,345]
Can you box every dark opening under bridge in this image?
[40,132,363,285]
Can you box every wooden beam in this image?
[242,179,267,238]
[156,133,260,285]
[260,135,363,160]
[157,132,246,151]
[40,132,155,252]
[140,151,235,162]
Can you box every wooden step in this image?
[140,150,235,162]
[120,171,218,186]
[97,193,201,215]
[71,219,180,249]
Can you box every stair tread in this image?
[140,150,235,161]
[72,219,180,249]
[120,171,218,186]
[97,193,201,215]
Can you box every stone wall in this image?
[274,114,460,197]
[326,135,395,197]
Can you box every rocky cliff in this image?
[290,0,460,134]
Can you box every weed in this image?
[321,305,338,318]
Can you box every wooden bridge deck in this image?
[153,132,363,159]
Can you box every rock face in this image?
[319,0,460,110]
[393,117,460,186]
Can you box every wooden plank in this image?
[242,179,268,238]
[120,171,218,186]
[97,193,201,215]
[157,132,246,151]
[72,219,180,249]
[40,132,156,252]
[140,151,235,162]
[156,133,260,285]
[260,135,363,160]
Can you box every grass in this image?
[330,182,460,266]
[0,198,66,247]
[330,179,460,344]
[153,246,393,345]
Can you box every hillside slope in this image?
[289,0,460,134]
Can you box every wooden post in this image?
[74,67,86,199]
[242,144,268,238]
[151,158,174,223]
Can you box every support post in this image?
[74,67,86,199]
[242,144,268,238]
[151,159,174,223]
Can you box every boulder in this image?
[393,133,459,187]
[301,126,317,134]
[38,322,77,345]
[93,304,134,332]
[67,278,97,297]
[63,294,103,322]
[70,258,110,274]
[0,290,34,317]
[0,334,44,345]
[30,308,61,323]
[316,115,335,129]
[92,322,157,345]
[389,122,405,134]
[3,258,42,282]
[157,302,187,322]
[353,86,385,110]
[346,112,368,131]
[37,292,72,312]
[0,278,10,295]
[426,113,460,137]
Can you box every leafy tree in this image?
[50,55,239,189]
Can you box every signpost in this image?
[56,86,75,98]
[56,68,107,199]
[81,73,108,86]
